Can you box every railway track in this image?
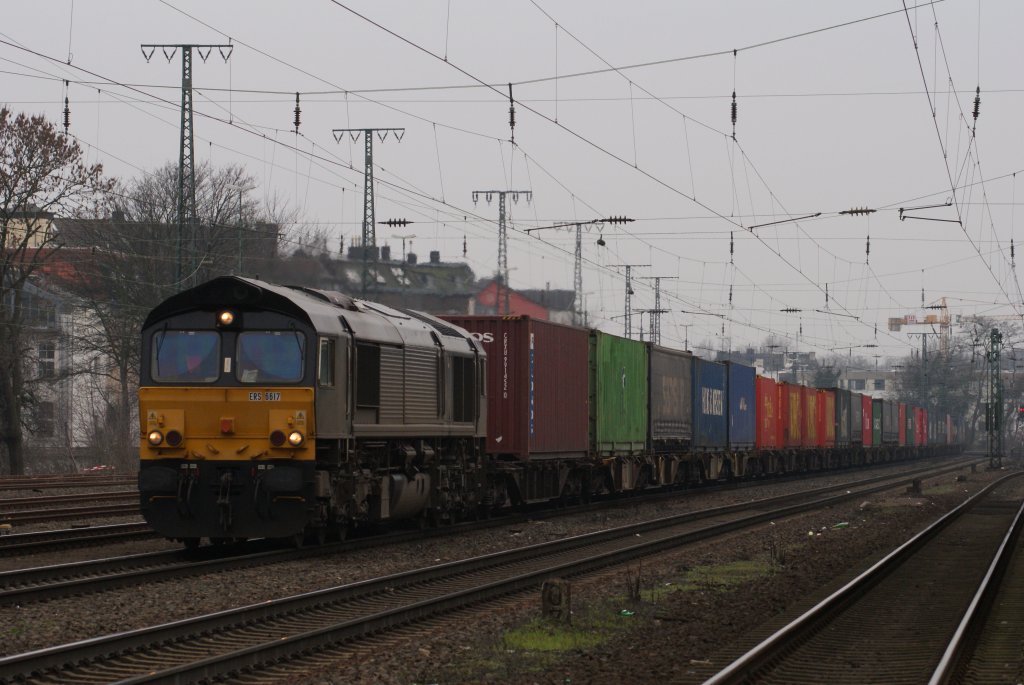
[0,475,135,492]
[0,457,972,559]
[703,471,1024,685]
[0,490,136,511]
[0,459,977,607]
[0,522,154,556]
[0,502,139,525]
[0,461,980,683]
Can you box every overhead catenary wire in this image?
[4,4,1007,353]
[321,0,907,350]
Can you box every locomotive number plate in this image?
[248,392,282,401]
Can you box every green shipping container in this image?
[589,330,648,455]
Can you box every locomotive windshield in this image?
[237,331,305,383]
[152,330,220,383]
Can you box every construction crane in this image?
[888,297,951,357]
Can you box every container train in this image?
[138,276,963,547]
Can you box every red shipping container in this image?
[442,316,589,459]
[909,406,919,447]
[755,376,780,449]
[802,386,819,448]
[779,382,802,447]
[916,407,927,446]
[861,394,873,445]
[898,403,907,447]
[946,415,954,445]
[817,390,836,448]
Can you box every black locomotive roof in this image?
[142,276,481,355]
[142,276,319,329]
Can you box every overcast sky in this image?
[4,0,1023,361]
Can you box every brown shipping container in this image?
[443,316,589,459]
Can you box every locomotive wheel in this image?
[315,527,327,546]
[183,537,200,551]
[291,532,305,549]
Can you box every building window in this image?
[874,379,886,390]
[34,401,54,437]
[37,341,55,377]
[851,379,865,390]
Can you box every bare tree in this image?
[51,161,287,463]
[0,109,107,474]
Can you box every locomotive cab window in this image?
[317,337,335,387]
[236,331,305,383]
[152,330,220,383]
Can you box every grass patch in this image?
[447,558,774,682]
[503,619,608,652]
[671,559,771,593]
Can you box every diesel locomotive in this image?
[138,276,964,548]
[138,276,490,547]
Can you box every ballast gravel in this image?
[0,459,995,672]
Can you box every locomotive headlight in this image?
[217,310,235,326]
[147,430,164,446]
[287,431,304,446]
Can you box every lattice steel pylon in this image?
[613,264,648,338]
[987,327,1004,468]
[142,43,233,288]
[333,128,405,296]
[472,190,532,314]
[639,276,677,345]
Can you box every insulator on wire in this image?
[1012,238,1016,267]
[972,86,981,125]
[293,92,301,132]
[730,91,737,138]
[463,234,467,257]
[825,283,829,305]
[63,97,70,133]
[508,83,516,145]
[866,234,870,264]
[729,284,733,306]
[729,231,734,262]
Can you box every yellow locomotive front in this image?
[138,282,318,548]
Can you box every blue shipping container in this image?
[692,358,727,449]
[725,362,755,449]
